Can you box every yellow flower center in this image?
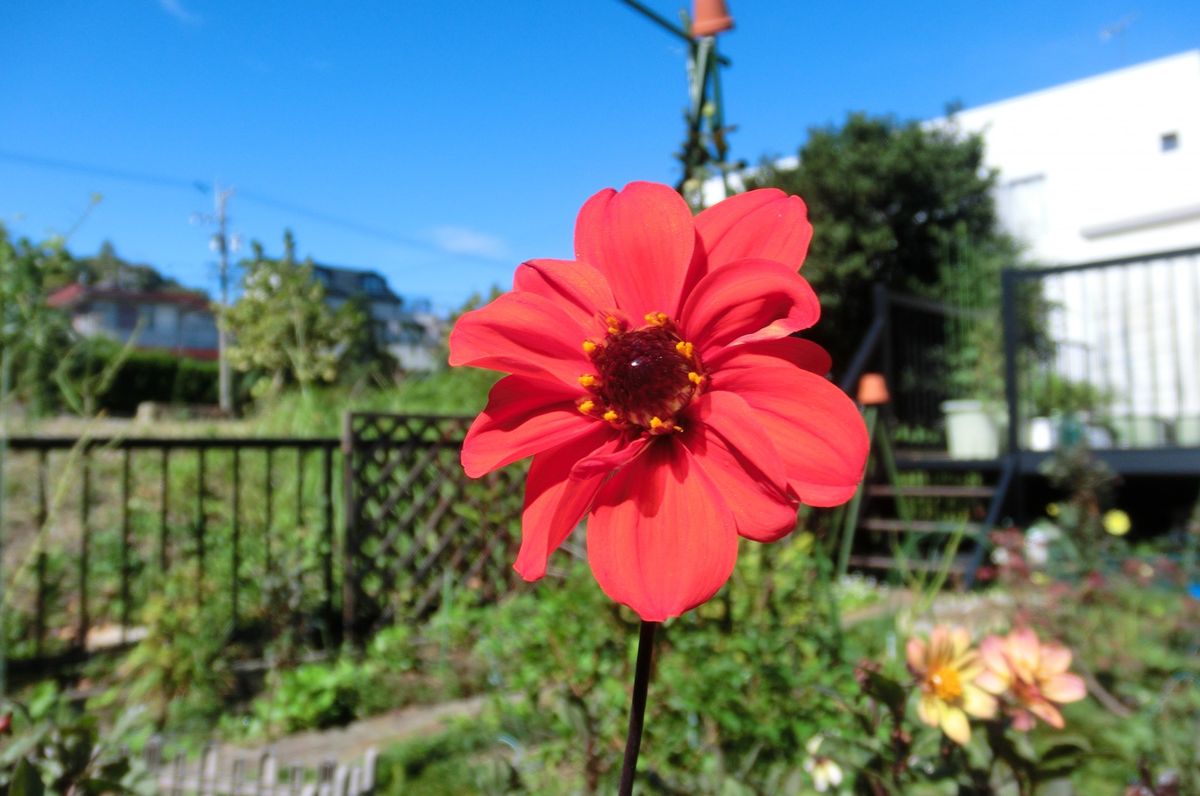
[928,665,963,702]
[576,312,703,433]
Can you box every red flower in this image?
[450,182,868,621]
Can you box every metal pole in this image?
[1001,269,1024,521]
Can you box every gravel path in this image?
[221,694,490,765]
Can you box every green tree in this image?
[747,111,1021,373]
[222,231,379,398]
[75,239,184,292]
[338,295,399,388]
[0,226,78,415]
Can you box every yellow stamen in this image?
[649,417,664,429]
[605,315,619,327]
[644,311,669,326]
[688,371,703,385]
[928,665,964,702]
[675,341,694,358]
[578,400,595,414]
[578,374,597,388]
[603,410,619,422]
[607,326,620,335]
[582,340,597,355]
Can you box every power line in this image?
[0,149,205,192]
[0,149,512,267]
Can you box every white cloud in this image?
[157,0,201,26]
[430,225,510,260]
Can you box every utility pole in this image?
[195,183,237,413]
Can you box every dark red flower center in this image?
[577,313,703,433]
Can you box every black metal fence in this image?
[839,284,990,449]
[3,435,341,671]
[1002,246,1200,454]
[2,414,531,671]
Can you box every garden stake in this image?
[619,620,658,795]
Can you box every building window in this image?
[362,275,385,296]
[1161,132,1179,152]
[116,303,137,330]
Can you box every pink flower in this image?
[450,182,868,621]
[977,627,1087,730]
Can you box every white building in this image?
[952,50,1200,265]
[311,264,444,372]
[950,51,1200,443]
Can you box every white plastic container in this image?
[942,400,1004,459]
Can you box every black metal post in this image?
[264,447,273,574]
[231,447,240,629]
[1001,269,1024,522]
[159,447,169,572]
[77,450,91,650]
[295,449,304,528]
[322,445,336,642]
[341,413,358,647]
[120,448,131,642]
[34,450,47,657]
[196,448,206,589]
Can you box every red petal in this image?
[695,188,813,272]
[461,375,595,478]
[449,290,590,387]
[684,393,798,542]
[680,258,820,355]
[570,435,649,480]
[587,438,738,621]
[707,336,832,376]
[573,183,696,319]
[515,423,616,581]
[711,350,868,507]
[512,258,615,335]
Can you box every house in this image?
[310,264,443,371]
[951,50,1200,265]
[47,282,219,359]
[947,51,1200,444]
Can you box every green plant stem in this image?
[618,620,658,796]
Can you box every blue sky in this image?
[2,1,1197,312]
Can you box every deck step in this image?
[848,554,970,575]
[866,485,996,499]
[861,518,985,536]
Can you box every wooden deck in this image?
[894,447,1200,476]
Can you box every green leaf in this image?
[10,759,46,796]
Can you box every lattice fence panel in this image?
[343,413,525,638]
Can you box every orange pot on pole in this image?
[692,0,734,37]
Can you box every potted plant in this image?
[1025,373,1114,451]
[942,308,1007,459]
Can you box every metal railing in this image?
[1002,246,1200,454]
[3,435,341,671]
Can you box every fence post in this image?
[159,447,170,572]
[77,448,91,650]
[232,447,241,630]
[265,447,274,574]
[196,448,207,589]
[35,450,48,658]
[874,283,893,394]
[1001,268,1024,522]
[322,444,337,643]
[341,413,358,648]
[120,447,132,642]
